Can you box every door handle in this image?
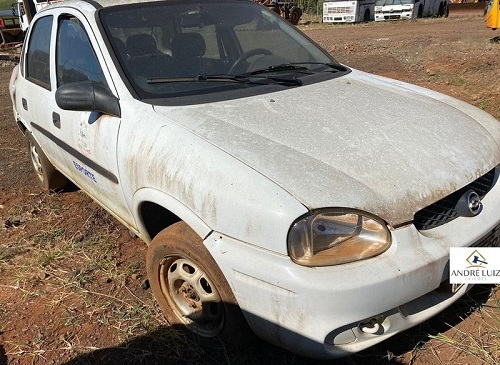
[52,112,61,129]
[22,98,28,111]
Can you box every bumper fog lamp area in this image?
[288,209,391,266]
[358,316,385,334]
[325,315,389,346]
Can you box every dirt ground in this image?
[1,13,499,365]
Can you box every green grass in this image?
[0,0,13,12]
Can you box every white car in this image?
[9,0,500,359]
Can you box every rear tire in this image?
[438,3,443,17]
[25,132,67,192]
[364,9,370,22]
[16,31,25,42]
[1,32,14,44]
[290,7,302,25]
[146,222,252,350]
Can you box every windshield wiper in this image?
[244,62,346,77]
[247,64,309,76]
[286,62,347,72]
[147,74,302,86]
[147,75,246,84]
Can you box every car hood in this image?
[154,69,500,226]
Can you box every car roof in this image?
[91,0,172,7]
[89,0,242,9]
[37,0,244,18]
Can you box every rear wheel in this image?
[25,132,67,192]
[146,222,252,348]
[290,7,302,25]
[364,9,371,22]
[16,31,25,42]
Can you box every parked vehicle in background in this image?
[0,13,23,43]
[323,0,375,23]
[12,0,58,33]
[374,0,449,21]
[255,0,302,24]
[449,0,483,3]
[485,0,499,30]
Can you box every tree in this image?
[296,0,323,15]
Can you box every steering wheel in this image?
[228,48,273,75]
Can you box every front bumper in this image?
[375,12,413,21]
[204,179,500,359]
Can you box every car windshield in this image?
[375,0,414,5]
[99,0,347,100]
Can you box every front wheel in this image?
[146,222,252,348]
[25,132,67,192]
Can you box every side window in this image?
[26,15,53,89]
[56,16,106,87]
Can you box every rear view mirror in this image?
[55,81,121,118]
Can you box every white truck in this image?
[12,0,59,32]
[323,0,375,23]
[374,0,449,21]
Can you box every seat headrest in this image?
[126,33,158,57]
[113,37,126,58]
[171,33,206,58]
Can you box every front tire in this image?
[146,222,251,348]
[25,132,67,192]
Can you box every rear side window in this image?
[26,16,53,89]
[56,16,106,87]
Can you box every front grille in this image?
[414,168,496,230]
[472,223,500,248]
[324,7,353,14]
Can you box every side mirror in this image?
[55,81,121,118]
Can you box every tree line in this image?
[296,0,324,15]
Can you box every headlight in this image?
[288,209,391,267]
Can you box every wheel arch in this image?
[133,187,212,244]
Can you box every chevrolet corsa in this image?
[9,0,500,358]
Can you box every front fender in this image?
[132,187,212,243]
[122,119,308,254]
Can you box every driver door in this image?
[50,12,133,226]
